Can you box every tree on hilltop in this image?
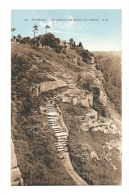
[79,42,83,48]
[31,37,38,47]
[33,25,38,38]
[45,25,50,34]
[69,38,74,43]
[17,34,22,44]
[40,33,62,52]
[13,36,16,41]
[23,36,31,44]
[11,28,16,42]
[69,38,76,48]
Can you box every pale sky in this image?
[11,9,122,51]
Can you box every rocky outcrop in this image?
[77,108,118,134]
[31,80,67,96]
[91,150,99,160]
[77,66,108,108]
[106,107,121,135]
[59,54,84,66]
[79,93,93,107]
[11,139,24,186]
[62,91,93,107]
[86,56,95,64]
[81,71,96,79]
[99,89,107,106]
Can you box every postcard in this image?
[0,1,129,195]
[11,9,122,186]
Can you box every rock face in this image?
[86,56,95,64]
[99,89,107,106]
[62,88,93,107]
[79,93,93,107]
[78,69,108,108]
[31,80,67,96]
[59,54,85,66]
[106,107,122,135]
[78,107,119,134]
[11,139,24,186]
[91,150,99,160]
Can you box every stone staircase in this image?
[46,100,68,160]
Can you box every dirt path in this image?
[59,107,88,185]
[63,152,88,185]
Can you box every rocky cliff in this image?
[11,43,121,185]
[31,80,67,96]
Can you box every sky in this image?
[11,9,122,51]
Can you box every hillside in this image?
[11,42,122,185]
[94,51,122,115]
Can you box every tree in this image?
[41,33,54,48]
[23,37,31,43]
[13,36,16,41]
[40,33,62,52]
[31,37,37,47]
[79,42,83,47]
[69,38,75,48]
[11,28,16,32]
[33,25,38,38]
[69,38,73,43]
[11,28,16,42]
[17,34,22,44]
[45,25,50,34]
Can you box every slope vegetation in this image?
[11,43,121,185]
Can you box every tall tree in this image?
[45,25,50,34]
[33,25,38,38]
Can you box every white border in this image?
[0,1,129,195]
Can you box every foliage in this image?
[40,33,63,53]
[69,38,74,43]
[74,47,94,63]
[33,25,38,38]
[79,42,83,47]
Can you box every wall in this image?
[32,80,67,96]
